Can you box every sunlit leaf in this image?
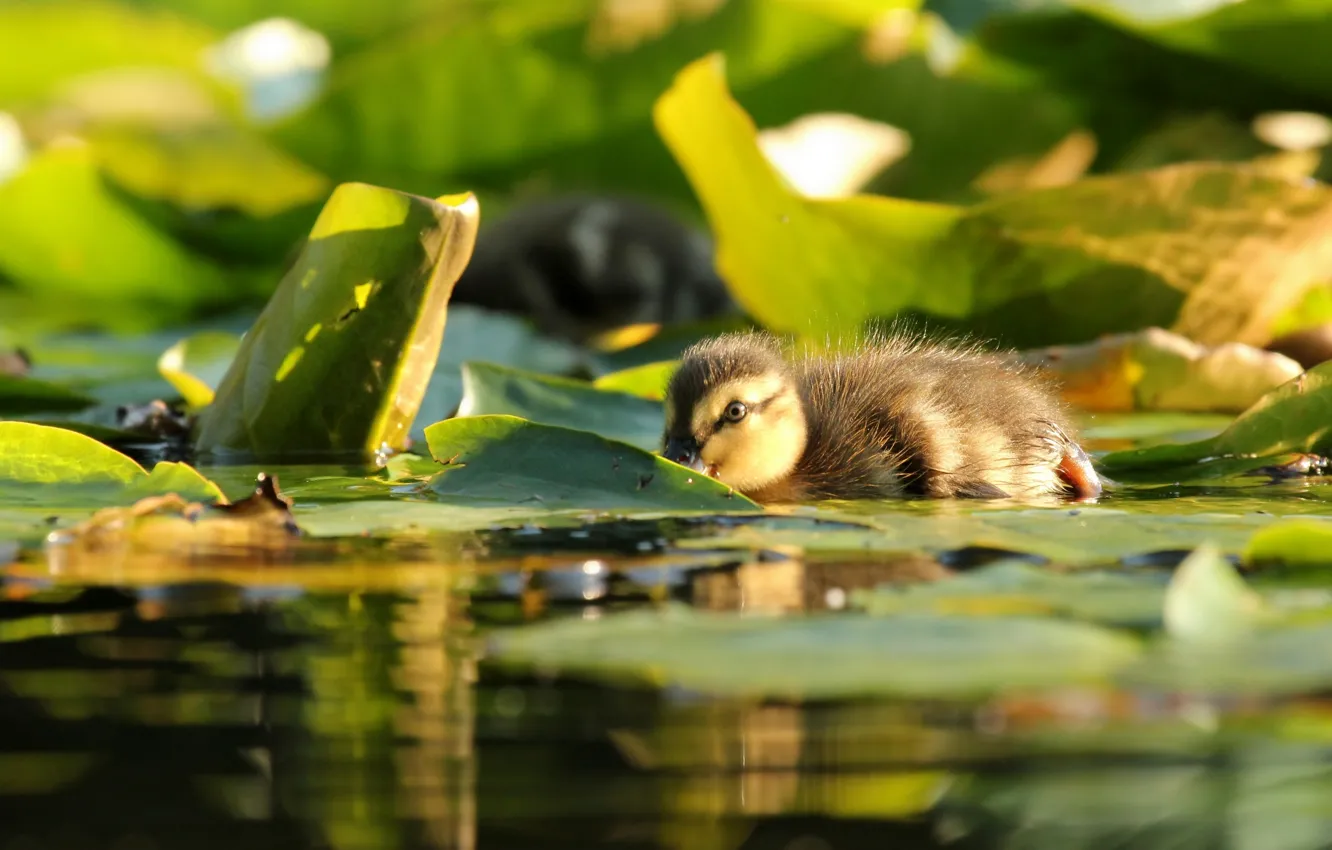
[1245,520,1332,569]
[1021,327,1304,413]
[0,1,219,106]
[488,604,1142,698]
[157,331,243,409]
[0,375,96,416]
[424,415,757,511]
[0,144,231,318]
[655,53,1332,347]
[194,183,480,459]
[1163,544,1264,644]
[459,362,665,451]
[1100,361,1332,472]
[592,361,679,400]
[0,422,222,506]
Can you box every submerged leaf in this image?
[1163,544,1263,644]
[489,604,1142,699]
[424,415,757,511]
[1101,361,1332,472]
[459,362,665,451]
[157,331,242,409]
[194,184,480,458]
[655,54,1332,347]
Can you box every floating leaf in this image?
[1163,544,1264,644]
[424,415,757,511]
[592,360,679,401]
[157,331,242,409]
[654,53,1332,347]
[459,362,664,451]
[1100,361,1332,473]
[0,422,222,504]
[856,560,1167,628]
[488,604,1141,699]
[194,183,480,459]
[0,375,96,416]
[1244,520,1332,569]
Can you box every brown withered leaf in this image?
[44,473,301,572]
[0,347,29,377]
[1020,327,1305,413]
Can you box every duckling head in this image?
[662,333,807,492]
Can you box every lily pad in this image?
[592,361,678,401]
[459,362,665,451]
[157,331,243,409]
[1162,543,1264,644]
[488,604,1142,699]
[1099,361,1332,473]
[0,422,222,505]
[1245,520,1332,569]
[193,183,480,459]
[0,375,96,416]
[855,560,1168,628]
[654,53,1332,348]
[424,415,757,512]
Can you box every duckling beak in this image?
[664,436,708,474]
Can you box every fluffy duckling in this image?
[662,331,1101,503]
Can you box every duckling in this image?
[661,331,1101,503]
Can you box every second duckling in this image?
[662,331,1101,503]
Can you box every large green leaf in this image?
[654,53,1332,347]
[0,145,232,321]
[268,0,859,194]
[1100,361,1332,472]
[0,1,219,106]
[424,415,758,511]
[459,362,665,451]
[488,604,1142,699]
[1077,0,1332,101]
[193,183,480,459]
[0,375,96,416]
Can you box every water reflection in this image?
[5,545,1332,849]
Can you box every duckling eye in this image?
[723,401,748,423]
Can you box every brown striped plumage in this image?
[661,331,1101,503]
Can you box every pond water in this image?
[4,414,1332,850]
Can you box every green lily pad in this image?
[1162,544,1264,644]
[488,604,1142,699]
[1099,362,1332,473]
[654,53,1332,348]
[1245,520,1332,569]
[855,560,1168,628]
[424,415,757,511]
[157,331,242,409]
[592,361,678,401]
[0,375,96,416]
[0,422,221,505]
[459,362,665,451]
[193,183,480,459]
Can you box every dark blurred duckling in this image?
[662,331,1101,503]
[450,195,737,342]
